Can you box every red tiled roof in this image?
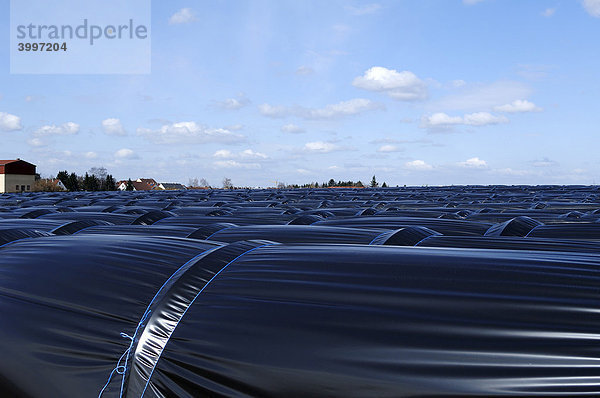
[0,159,36,175]
[117,179,160,190]
[132,181,154,191]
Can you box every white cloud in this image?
[531,157,558,167]
[583,0,600,17]
[216,94,250,110]
[226,124,244,131]
[346,3,382,15]
[304,141,339,153]
[306,99,381,118]
[213,149,233,158]
[405,160,433,170]
[85,151,98,159]
[458,157,488,168]
[102,118,126,136]
[377,144,402,153]
[213,160,261,169]
[422,113,463,127]
[542,8,556,17]
[259,98,382,120]
[431,81,532,111]
[27,138,45,147]
[0,112,23,131]
[353,67,428,101]
[421,112,508,129]
[494,100,542,113]
[296,66,314,75]
[169,8,196,24]
[24,95,44,103]
[114,148,136,159]
[258,104,290,118]
[281,124,305,134]
[217,98,247,110]
[463,112,509,126]
[213,149,268,160]
[371,138,401,144]
[34,122,79,136]
[137,122,244,144]
[240,149,268,159]
[296,168,311,175]
[494,167,533,176]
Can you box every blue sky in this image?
[1,0,600,187]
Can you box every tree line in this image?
[287,176,388,189]
[56,167,117,191]
[188,177,235,189]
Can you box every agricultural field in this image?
[1,186,599,397]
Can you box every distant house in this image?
[116,180,129,191]
[158,182,187,190]
[0,159,36,193]
[117,178,159,191]
[49,179,67,191]
[134,178,158,191]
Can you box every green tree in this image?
[57,170,69,187]
[82,173,100,191]
[90,175,99,191]
[68,172,79,191]
[328,178,335,187]
[370,175,378,188]
[126,179,135,191]
[104,174,117,191]
[82,173,90,191]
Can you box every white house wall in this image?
[2,174,36,193]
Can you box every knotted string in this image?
[97,332,134,398]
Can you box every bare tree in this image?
[222,177,233,189]
[89,167,108,180]
[199,178,210,188]
[33,179,64,192]
[188,177,199,187]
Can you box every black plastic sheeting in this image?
[0,228,53,245]
[51,219,114,235]
[484,216,544,237]
[527,223,600,240]
[186,224,438,246]
[76,225,199,238]
[134,244,600,397]
[416,235,600,253]
[314,216,493,236]
[0,235,222,398]
[2,187,600,397]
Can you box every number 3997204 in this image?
[17,42,67,52]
